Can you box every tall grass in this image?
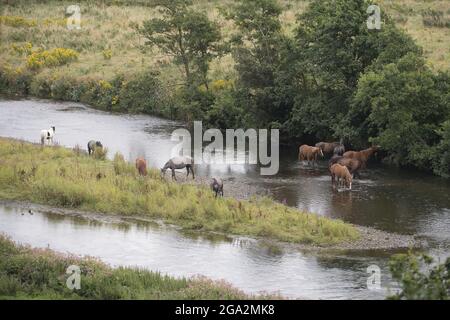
[0,138,359,245]
[0,234,275,299]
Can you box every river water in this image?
[0,98,449,299]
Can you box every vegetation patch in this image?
[26,48,79,70]
[0,138,359,246]
[0,234,276,299]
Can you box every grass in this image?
[0,137,359,246]
[0,234,278,299]
[0,0,448,84]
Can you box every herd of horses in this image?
[299,141,380,190]
[39,126,224,198]
[40,126,377,197]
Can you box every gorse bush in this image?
[0,15,37,27]
[10,42,33,56]
[0,138,359,245]
[26,48,79,70]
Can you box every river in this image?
[0,98,449,299]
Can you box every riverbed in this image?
[0,98,449,299]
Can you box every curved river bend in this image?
[0,99,449,299]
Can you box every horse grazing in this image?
[315,142,342,156]
[40,126,55,145]
[299,145,323,167]
[161,156,194,181]
[330,163,353,190]
[135,158,147,176]
[329,155,362,178]
[343,146,379,168]
[210,178,223,198]
[87,140,103,155]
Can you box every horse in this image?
[87,140,103,155]
[135,158,147,176]
[330,163,353,190]
[343,146,379,168]
[315,142,342,156]
[298,145,323,167]
[210,177,223,198]
[333,144,345,156]
[40,126,55,145]
[329,155,363,178]
[161,156,194,181]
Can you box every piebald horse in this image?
[40,126,55,145]
[161,156,194,181]
[343,146,379,168]
[298,145,323,167]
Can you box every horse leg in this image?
[172,168,177,181]
[186,167,190,177]
[190,166,195,179]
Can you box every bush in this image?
[0,15,37,27]
[389,252,449,300]
[26,48,79,70]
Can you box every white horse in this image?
[161,156,194,181]
[40,126,55,145]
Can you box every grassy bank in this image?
[0,234,275,299]
[0,138,359,245]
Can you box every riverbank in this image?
[0,137,360,246]
[0,234,279,299]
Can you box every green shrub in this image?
[389,252,449,300]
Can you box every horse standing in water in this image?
[329,155,362,178]
[210,178,224,198]
[299,145,323,167]
[40,126,55,145]
[135,158,147,176]
[87,140,103,155]
[343,146,379,168]
[315,141,344,157]
[161,156,194,181]
[330,163,353,190]
[333,144,345,156]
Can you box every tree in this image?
[348,53,450,172]
[389,252,449,300]
[287,0,420,140]
[226,0,289,128]
[139,0,221,88]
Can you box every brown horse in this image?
[343,146,379,168]
[135,158,147,176]
[330,163,353,189]
[316,142,342,156]
[329,155,363,178]
[299,145,324,167]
